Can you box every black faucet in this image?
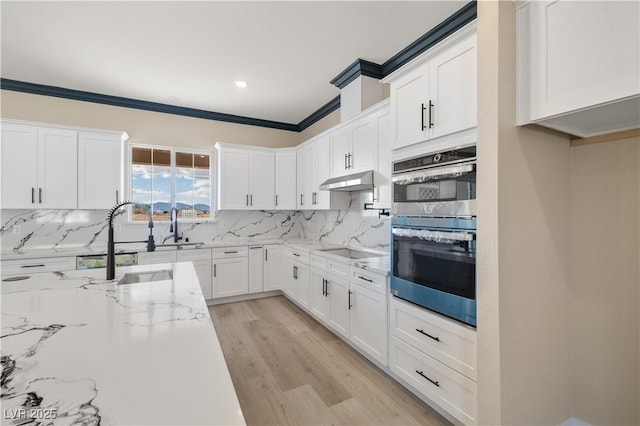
[169,207,183,243]
[106,200,156,281]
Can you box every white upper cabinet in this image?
[1,122,78,209]
[373,110,392,209]
[249,150,275,210]
[216,143,275,210]
[275,149,297,210]
[1,123,39,209]
[517,1,640,137]
[296,143,315,210]
[330,114,378,177]
[385,25,477,150]
[78,131,127,209]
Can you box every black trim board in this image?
[0,78,299,132]
[1,1,475,133]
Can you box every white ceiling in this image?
[1,1,468,126]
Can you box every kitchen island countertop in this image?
[0,262,245,425]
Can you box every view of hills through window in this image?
[131,146,211,221]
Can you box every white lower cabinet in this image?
[177,249,212,300]
[349,281,387,365]
[389,297,477,425]
[263,245,281,291]
[282,258,297,299]
[294,262,310,307]
[212,247,249,298]
[1,256,76,276]
[309,270,330,322]
[248,246,264,294]
[137,250,177,265]
[328,274,350,339]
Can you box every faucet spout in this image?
[170,207,183,243]
[106,200,155,280]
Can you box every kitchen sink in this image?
[155,242,205,250]
[318,248,379,259]
[117,269,173,285]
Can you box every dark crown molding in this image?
[0,78,299,132]
[1,1,476,133]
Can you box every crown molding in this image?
[330,59,384,89]
[0,78,299,132]
[297,96,340,131]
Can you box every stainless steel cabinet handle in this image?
[347,153,352,169]
[250,246,262,250]
[31,187,35,204]
[275,194,278,207]
[428,100,434,129]
[293,265,298,280]
[224,250,238,254]
[116,190,119,203]
[21,264,45,268]
[265,248,268,261]
[324,279,329,297]
[348,290,353,310]
[39,188,43,204]
[416,370,439,387]
[250,194,253,206]
[416,328,440,342]
[358,275,373,283]
[292,253,300,257]
[246,194,249,206]
[344,153,348,170]
[300,194,303,206]
[213,264,216,277]
[421,103,426,131]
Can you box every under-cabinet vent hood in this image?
[319,170,374,192]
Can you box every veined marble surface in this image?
[1,193,390,256]
[0,262,245,426]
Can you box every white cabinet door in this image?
[248,246,264,294]
[1,123,38,209]
[275,151,296,210]
[249,150,275,210]
[330,127,351,177]
[212,256,248,298]
[78,131,125,209]
[429,34,477,139]
[391,67,429,149]
[309,270,330,322]
[349,282,388,365]
[218,148,250,210]
[294,262,310,307]
[350,117,377,174]
[263,244,281,291]
[327,275,350,338]
[282,258,297,298]
[138,250,177,265]
[297,144,315,210]
[314,136,332,209]
[38,127,78,209]
[373,111,392,209]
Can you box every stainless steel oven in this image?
[392,146,476,217]
[390,216,476,327]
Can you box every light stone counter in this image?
[0,262,245,425]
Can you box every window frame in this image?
[126,142,216,223]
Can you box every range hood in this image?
[319,170,374,191]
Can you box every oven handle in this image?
[392,227,474,242]
[391,162,475,185]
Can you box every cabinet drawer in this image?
[390,297,476,380]
[138,251,177,265]
[309,253,328,270]
[283,246,309,264]
[212,246,248,259]
[176,248,212,262]
[390,336,476,425]
[350,268,386,295]
[327,258,349,279]
[1,256,76,276]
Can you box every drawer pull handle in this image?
[357,275,373,283]
[292,253,300,257]
[416,328,440,342]
[250,246,262,250]
[31,187,35,204]
[223,251,238,254]
[415,370,439,387]
[348,290,353,310]
[21,264,45,268]
[39,188,43,204]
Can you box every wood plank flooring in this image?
[209,296,450,426]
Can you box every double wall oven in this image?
[390,146,477,327]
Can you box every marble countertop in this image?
[0,262,245,426]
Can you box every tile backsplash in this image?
[0,193,390,253]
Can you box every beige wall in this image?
[570,136,640,425]
[477,1,573,424]
[298,108,340,142]
[0,90,301,149]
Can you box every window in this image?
[130,145,212,222]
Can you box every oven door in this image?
[390,220,476,326]
[392,161,476,217]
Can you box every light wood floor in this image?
[209,296,450,426]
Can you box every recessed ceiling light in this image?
[235,80,248,88]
